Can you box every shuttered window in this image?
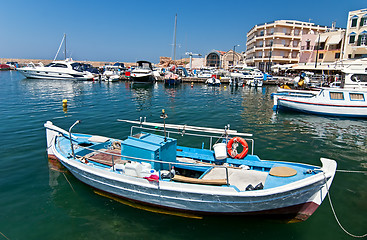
[350,93,365,101]
[330,92,344,100]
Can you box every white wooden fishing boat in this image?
[273,87,367,118]
[45,115,336,221]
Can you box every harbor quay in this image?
[0,57,288,85]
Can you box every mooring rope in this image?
[323,172,367,238]
[63,172,75,193]
[0,231,10,240]
[336,169,367,174]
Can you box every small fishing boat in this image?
[273,87,367,118]
[164,66,181,85]
[206,77,221,86]
[45,113,337,221]
[273,67,367,118]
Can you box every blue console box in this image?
[121,133,177,170]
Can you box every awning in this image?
[327,34,342,45]
[349,32,356,36]
[290,65,342,71]
[315,35,328,43]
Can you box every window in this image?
[351,74,367,82]
[357,34,367,46]
[335,52,340,59]
[319,53,324,59]
[360,17,367,26]
[306,40,311,50]
[330,92,344,100]
[51,63,67,68]
[281,39,286,46]
[351,18,357,27]
[350,93,365,101]
[349,35,355,44]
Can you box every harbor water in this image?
[0,70,366,240]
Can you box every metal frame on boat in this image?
[45,117,337,221]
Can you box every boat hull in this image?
[45,122,336,221]
[17,68,94,80]
[275,97,367,118]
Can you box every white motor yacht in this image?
[17,59,95,81]
[130,61,155,84]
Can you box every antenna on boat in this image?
[160,109,168,142]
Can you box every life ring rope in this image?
[227,137,248,159]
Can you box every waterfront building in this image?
[245,20,331,72]
[205,50,226,68]
[343,8,367,59]
[205,50,244,69]
[299,28,345,64]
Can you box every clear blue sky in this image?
[1,0,365,63]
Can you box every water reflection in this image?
[271,112,367,153]
[129,82,155,111]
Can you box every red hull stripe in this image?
[279,98,367,108]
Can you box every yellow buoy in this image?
[62,99,68,113]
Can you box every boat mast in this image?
[64,33,67,60]
[173,14,177,64]
[53,34,66,61]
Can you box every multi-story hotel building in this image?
[245,20,330,72]
[343,8,367,59]
[299,29,345,64]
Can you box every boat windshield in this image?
[45,63,68,68]
[71,63,84,72]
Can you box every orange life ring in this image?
[227,137,248,159]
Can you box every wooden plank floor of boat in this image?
[86,149,128,166]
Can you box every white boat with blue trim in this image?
[273,87,367,118]
[45,114,336,221]
[17,59,95,81]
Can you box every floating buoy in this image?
[62,99,67,113]
[191,82,194,88]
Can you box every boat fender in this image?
[227,137,248,159]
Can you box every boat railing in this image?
[130,125,255,154]
[72,141,236,186]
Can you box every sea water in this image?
[0,71,366,240]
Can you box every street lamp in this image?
[233,45,240,67]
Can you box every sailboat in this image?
[164,14,182,86]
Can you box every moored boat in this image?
[273,87,367,118]
[17,59,95,80]
[44,115,337,221]
[205,77,221,86]
[130,61,155,84]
